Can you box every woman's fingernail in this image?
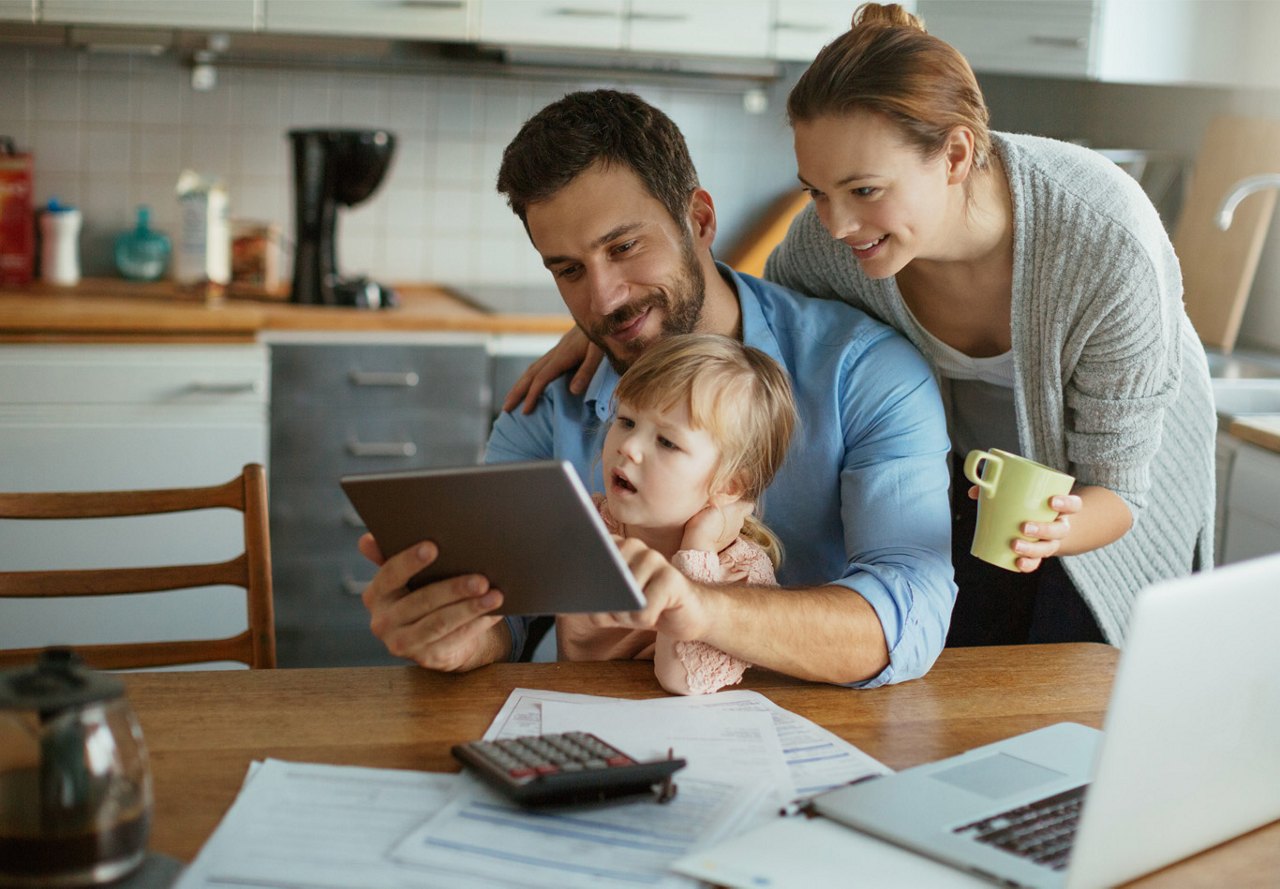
[478,591,500,609]
[416,543,434,561]
[1024,523,1038,536]
[468,576,486,594]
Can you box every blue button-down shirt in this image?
[486,265,955,686]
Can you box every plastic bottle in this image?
[39,199,81,286]
[115,205,171,281]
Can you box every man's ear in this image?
[944,126,977,186]
[687,188,717,248]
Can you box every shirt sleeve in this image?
[828,332,957,689]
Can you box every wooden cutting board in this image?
[1174,115,1280,353]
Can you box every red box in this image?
[0,143,35,287]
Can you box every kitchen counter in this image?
[1230,416,1280,454]
[0,279,572,342]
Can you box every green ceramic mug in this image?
[963,449,1075,573]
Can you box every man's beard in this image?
[585,236,706,374]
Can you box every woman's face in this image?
[793,110,958,279]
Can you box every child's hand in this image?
[609,537,712,642]
[680,501,754,554]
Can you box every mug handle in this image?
[963,449,1002,496]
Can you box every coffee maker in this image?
[289,129,397,309]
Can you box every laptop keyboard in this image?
[952,785,1086,871]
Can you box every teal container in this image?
[114,206,171,281]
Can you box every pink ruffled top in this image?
[556,497,777,695]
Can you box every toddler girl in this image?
[557,333,797,694]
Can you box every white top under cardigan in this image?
[765,131,1217,645]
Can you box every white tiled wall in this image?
[0,45,798,296]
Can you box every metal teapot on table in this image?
[0,649,153,887]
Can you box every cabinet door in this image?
[771,0,861,62]
[265,0,472,40]
[627,0,770,58]
[0,345,269,662]
[1222,442,1280,564]
[918,0,1097,79]
[478,0,624,49]
[41,0,259,29]
[0,0,33,22]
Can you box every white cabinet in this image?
[479,0,625,50]
[1222,440,1280,565]
[628,1,770,59]
[264,0,474,40]
[40,0,260,30]
[0,345,269,662]
[0,0,34,22]
[771,0,917,62]
[917,0,1280,89]
[479,0,770,58]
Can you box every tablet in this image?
[340,460,646,616]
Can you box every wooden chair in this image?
[0,464,276,670]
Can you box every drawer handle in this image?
[184,381,262,395]
[553,7,621,19]
[397,0,464,8]
[1029,35,1086,48]
[349,370,420,388]
[627,11,687,22]
[347,439,418,458]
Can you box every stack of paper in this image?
[175,688,890,889]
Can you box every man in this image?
[359,90,955,687]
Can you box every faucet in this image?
[1216,174,1280,230]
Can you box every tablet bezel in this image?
[340,460,646,616]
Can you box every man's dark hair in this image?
[496,89,699,230]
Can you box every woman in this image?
[506,3,1216,647]
[763,2,1214,646]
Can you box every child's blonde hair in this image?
[612,333,798,567]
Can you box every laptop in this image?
[812,552,1280,888]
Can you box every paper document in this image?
[174,759,483,889]
[672,815,991,889]
[391,770,767,888]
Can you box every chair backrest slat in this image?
[0,465,275,670]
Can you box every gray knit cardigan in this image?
[765,131,1216,645]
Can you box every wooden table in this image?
[123,644,1279,887]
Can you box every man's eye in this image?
[554,265,581,279]
[853,186,879,197]
[612,240,637,255]
[803,187,823,200]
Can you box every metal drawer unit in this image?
[266,335,491,667]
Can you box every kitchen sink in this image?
[1211,378,1280,429]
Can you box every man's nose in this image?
[585,264,629,317]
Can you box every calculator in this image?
[451,731,686,807]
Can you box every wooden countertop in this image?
[1230,415,1280,454]
[0,279,573,342]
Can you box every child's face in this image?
[602,397,730,532]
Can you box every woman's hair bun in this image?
[853,2,926,33]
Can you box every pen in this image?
[778,772,882,817]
